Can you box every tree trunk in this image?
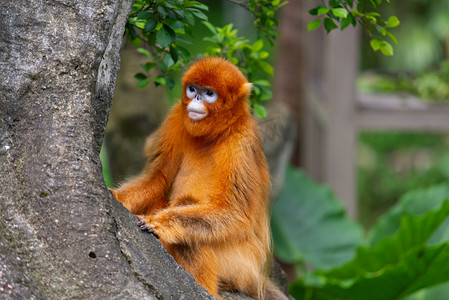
[0,1,220,299]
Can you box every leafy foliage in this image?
[273,166,449,300]
[271,167,364,271]
[357,131,449,229]
[125,0,286,119]
[358,61,449,102]
[202,22,273,118]
[308,0,400,56]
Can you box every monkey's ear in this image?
[240,82,253,100]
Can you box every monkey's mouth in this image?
[188,109,207,121]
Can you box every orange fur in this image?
[112,57,286,299]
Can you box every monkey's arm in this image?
[112,109,184,215]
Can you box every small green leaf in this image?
[184,10,195,25]
[386,15,400,28]
[259,61,274,75]
[130,37,141,47]
[137,79,150,88]
[332,7,348,18]
[157,6,168,18]
[317,7,330,15]
[144,18,158,33]
[380,41,394,56]
[253,103,267,119]
[165,18,184,31]
[169,46,178,63]
[134,73,147,80]
[340,14,355,30]
[141,62,156,72]
[370,38,382,51]
[309,7,319,15]
[252,39,264,52]
[137,47,151,58]
[259,51,269,59]
[202,21,217,34]
[307,19,321,32]
[188,8,208,21]
[370,38,394,56]
[137,11,151,20]
[176,46,191,62]
[253,79,271,87]
[156,26,174,48]
[386,31,398,45]
[324,18,338,33]
[153,76,166,86]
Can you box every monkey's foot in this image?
[137,216,160,239]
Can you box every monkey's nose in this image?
[194,94,202,102]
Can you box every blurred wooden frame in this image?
[303,26,449,219]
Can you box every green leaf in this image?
[157,6,168,18]
[169,45,178,63]
[386,31,398,45]
[253,103,267,119]
[144,18,158,33]
[307,19,321,32]
[202,21,217,34]
[380,40,394,56]
[324,18,338,33]
[259,51,269,59]
[271,167,364,269]
[293,244,449,300]
[176,46,191,62]
[386,15,400,28]
[156,26,174,48]
[185,0,209,11]
[324,200,449,280]
[188,8,208,21]
[291,200,449,300]
[259,61,273,76]
[137,11,151,20]
[252,39,264,52]
[370,38,382,51]
[134,73,147,80]
[184,10,195,26]
[141,62,156,72]
[340,14,356,30]
[253,79,270,87]
[309,7,319,15]
[130,37,141,47]
[153,76,166,86]
[137,79,150,88]
[317,7,330,15]
[332,7,348,18]
[137,47,151,58]
[165,18,184,31]
[370,184,449,246]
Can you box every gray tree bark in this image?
[0,1,217,299]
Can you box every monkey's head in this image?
[181,57,252,138]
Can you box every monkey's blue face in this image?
[185,84,218,121]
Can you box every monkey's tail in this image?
[264,280,289,300]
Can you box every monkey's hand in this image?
[137,216,160,239]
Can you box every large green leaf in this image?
[290,200,449,300]
[370,184,449,246]
[271,167,364,270]
[368,184,449,300]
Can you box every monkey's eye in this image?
[202,89,217,103]
[186,85,197,99]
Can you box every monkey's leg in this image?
[165,244,220,299]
